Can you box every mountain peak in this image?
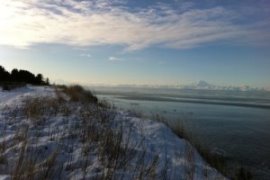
[197,80,211,88]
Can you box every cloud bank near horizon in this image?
[0,0,269,50]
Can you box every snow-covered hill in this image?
[0,86,226,180]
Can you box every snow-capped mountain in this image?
[182,80,265,91]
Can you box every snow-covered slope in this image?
[0,86,226,180]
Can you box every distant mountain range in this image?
[89,80,268,92]
[181,80,266,92]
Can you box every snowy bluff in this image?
[0,86,226,180]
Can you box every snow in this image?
[0,85,55,108]
[0,86,226,179]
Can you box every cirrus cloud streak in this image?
[0,0,269,50]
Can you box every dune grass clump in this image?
[62,85,98,103]
[22,97,65,124]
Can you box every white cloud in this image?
[80,53,92,58]
[0,0,269,50]
[108,56,122,62]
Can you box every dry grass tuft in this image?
[62,85,98,103]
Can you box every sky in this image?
[0,0,270,89]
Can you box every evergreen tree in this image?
[35,74,44,84]
[1,65,49,86]
[0,66,11,82]
[11,69,19,82]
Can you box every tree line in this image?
[0,65,49,85]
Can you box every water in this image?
[92,87,270,179]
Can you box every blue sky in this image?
[0,0,270,89]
